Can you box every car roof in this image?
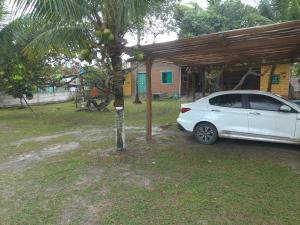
[200,90,300,112]
[206,90,282,98]
[209,90,273,95]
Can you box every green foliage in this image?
[82,65,111,87]
[131,47,144,61]
[258,0,300,22]
[142,0,179,43]
[0,18,56,99]
[175,0,273,37]
[292,62,300,76]
[10,0,165,60]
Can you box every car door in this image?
[247,94,297,139]
[208,94,248,133]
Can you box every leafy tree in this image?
[175,0,272,37]
[143,0,179,43]
[0,18,56,105]
[11,0,166,151]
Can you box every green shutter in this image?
[167,72,172,83]
[162,71,172,84]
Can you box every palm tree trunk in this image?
[110,47,125,151]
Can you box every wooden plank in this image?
[144,36,300,58]
[141,21,300,53]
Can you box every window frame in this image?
[209,94,247,109]
[245,94,298,113]
[160,70,173,85]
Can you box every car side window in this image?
[248,94,283,111]
[209,94,243,108]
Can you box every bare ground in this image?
[0,142,80,171]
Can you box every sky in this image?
[181,0,259,9]
[126,0,260,46]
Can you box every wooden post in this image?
[267,64,276,92]
[146,57,153,143]
[186,72,190,97]
[202,69,206,97]
[192,72,196,101]
[220,69,224,91]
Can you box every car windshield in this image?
[272,94,300,108]
[291,101,300,107]
[287,99,300,108]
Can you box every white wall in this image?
[291,76,300,91]
[0,92,75,108]
[291,76,300,99]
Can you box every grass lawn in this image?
[0,98,299,225]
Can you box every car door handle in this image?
[211,109,221,112]
[249,112,261,115]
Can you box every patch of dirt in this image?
[122,171,152,189]
[74,167,104,189]
[12,131,80,146]
[58,166,111,225]
[0,142,80,171]
[10,126,165,146]
[58,196,112,225]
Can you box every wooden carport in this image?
[139,20,300,142]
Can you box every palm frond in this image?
[10,0,91,21]
[23,23,92,58]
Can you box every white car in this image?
[177,90,300,145]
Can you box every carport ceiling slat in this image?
[140,20,300,66]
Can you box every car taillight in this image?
[181,107,191,113]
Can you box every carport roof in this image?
[140,20,300,67]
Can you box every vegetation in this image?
[142,0,179,43]
[259,0,300,22]
[0,18,58,104]
[0,100,299,224]
[174,0,272,38]
[10,0,169,150]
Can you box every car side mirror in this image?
[279,105,292,112]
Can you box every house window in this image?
[271,74,280,84]
[161,71,173,84]
[183,74,188,82]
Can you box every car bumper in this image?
[177,123,187,131]
[176,117,194,132]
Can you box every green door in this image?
[137,73,147,94]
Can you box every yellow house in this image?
[123,72,132,96]
[260,63,291,98]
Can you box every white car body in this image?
[177,90,300,144]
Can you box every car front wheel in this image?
[194,122,218,145]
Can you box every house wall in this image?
[123,72,132,96]
[131,62,181,96]
[0,91,74,108]
[260,64,290,97]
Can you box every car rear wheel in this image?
[194,122,218,145]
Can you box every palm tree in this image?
[259,0,300,21]
[11,0,162,151]
[0,0,8,28]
